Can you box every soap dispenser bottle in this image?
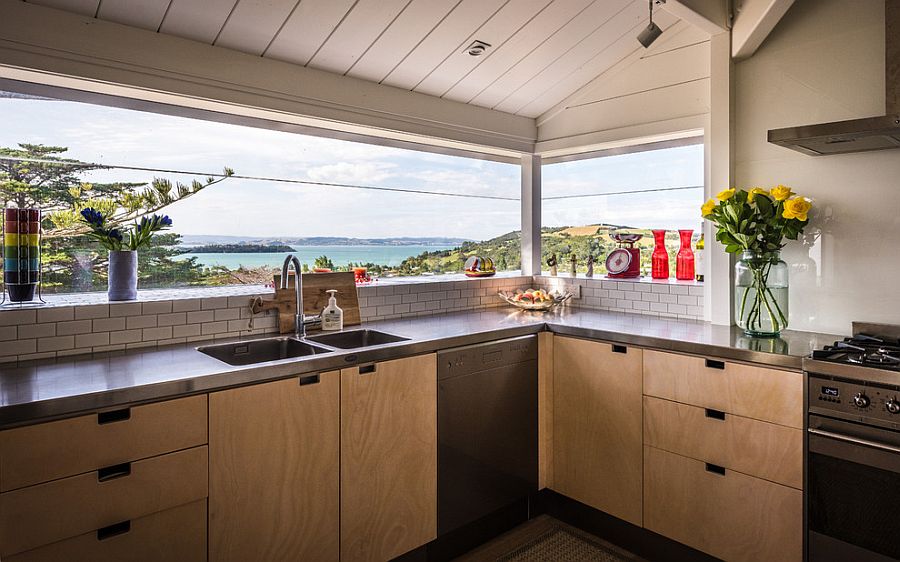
[321,289,344,331]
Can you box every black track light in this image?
[638,0,664,48]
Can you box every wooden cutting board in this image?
[256,271,361,334]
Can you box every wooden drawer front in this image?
[644,446,802,562]
[0,445,208,557]
[0,394,208,491]
[643,350,802,428]
[643,396,802,488]
[7,499,206,562]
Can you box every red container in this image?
[651,229,669,279]
[676,229,695,280]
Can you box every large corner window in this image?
[0,85,521,294]
[541,143,704,277]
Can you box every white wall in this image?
[734,0,899,335]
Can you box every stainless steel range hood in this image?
[767,1,900,156]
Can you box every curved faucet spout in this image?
[281,255,305,339]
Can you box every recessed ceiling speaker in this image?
[638,0,664,48]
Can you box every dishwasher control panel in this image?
[438,335,537,380]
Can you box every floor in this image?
[455,515,646,562]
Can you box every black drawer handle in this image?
[705,359,725,370]
[705,462,726,476]
[612,344,627,354]
[299,374,320,386]
[705,408,726,420]
[359,364,376,375]
[97,462,131,482]
[97,520,131,541]
[97,408,131,425]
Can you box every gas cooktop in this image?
[811,334,900,371]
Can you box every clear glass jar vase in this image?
[734,251,789,336]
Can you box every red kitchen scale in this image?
[606,231,643,279]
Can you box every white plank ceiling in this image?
[25,0,688,119]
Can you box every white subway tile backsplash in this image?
[214,308,240,322]
[201,297,229,310]
[74,304,109,320]
[93,317,126,332]
[37,335,74,353]
[0,310,36,326]
[37,307,73,323]
[172,299,202,312]
[187,310,215,324]
[0,275,697,363]
[142,301,172,315]
[110,302,142,317]
[18,323,56,339]
[157,312,187,327]
[57,320,93,336]
[110,329,142,345]
[143,327,173,341]
[172,324,201,339]
[76,332,109,348]
[126,315,157,330]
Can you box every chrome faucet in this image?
[281,254,313,339]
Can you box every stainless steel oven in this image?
[807,368,900,562]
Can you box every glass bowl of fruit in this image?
[498,288,572,311]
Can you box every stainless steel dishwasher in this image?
[436,335,538,539]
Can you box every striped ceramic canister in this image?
[3,208,41,302]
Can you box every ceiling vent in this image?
[465,40,491,57]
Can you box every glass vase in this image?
[675,229,694,280]
[734,251,789,337]
[651,229,669,279]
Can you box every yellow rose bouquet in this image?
[701,186,812,336]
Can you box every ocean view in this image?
[174,244,454,269]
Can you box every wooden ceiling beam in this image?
[660,0,729,36]
[731,0,795,60]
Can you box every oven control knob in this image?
[852,392,870,408]
[886,399,900,414]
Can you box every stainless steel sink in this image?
[197,337,331,366]
[306,329,409,349]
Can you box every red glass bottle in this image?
[676,229,695,280]
[651,229,669,279]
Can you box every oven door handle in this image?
[808,428,900,455]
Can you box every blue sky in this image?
[0,95,702,241]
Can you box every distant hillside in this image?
[178,235,469,247]
[180,243,295,254]
[364,223,688,277]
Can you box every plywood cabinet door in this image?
[552,337,643,526]
[209,372,340,562]
[341,354,437,562]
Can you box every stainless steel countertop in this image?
[0,307,841,428]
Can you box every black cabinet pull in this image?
[299,374,320,386]
[705,462,726,475]
[705,408,726,420]
[97,462,131,482]
[705,359,725,370]
[359,364,376,374]
[97,408,130,425]
[612,344,627,354]
[97,520,131,541]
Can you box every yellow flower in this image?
[748,187,768,202]
[701,199,717,217]
[770,185,793,201]
[716,188,736,201]
[782,197,812,221]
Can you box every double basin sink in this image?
[197,329,409,366]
